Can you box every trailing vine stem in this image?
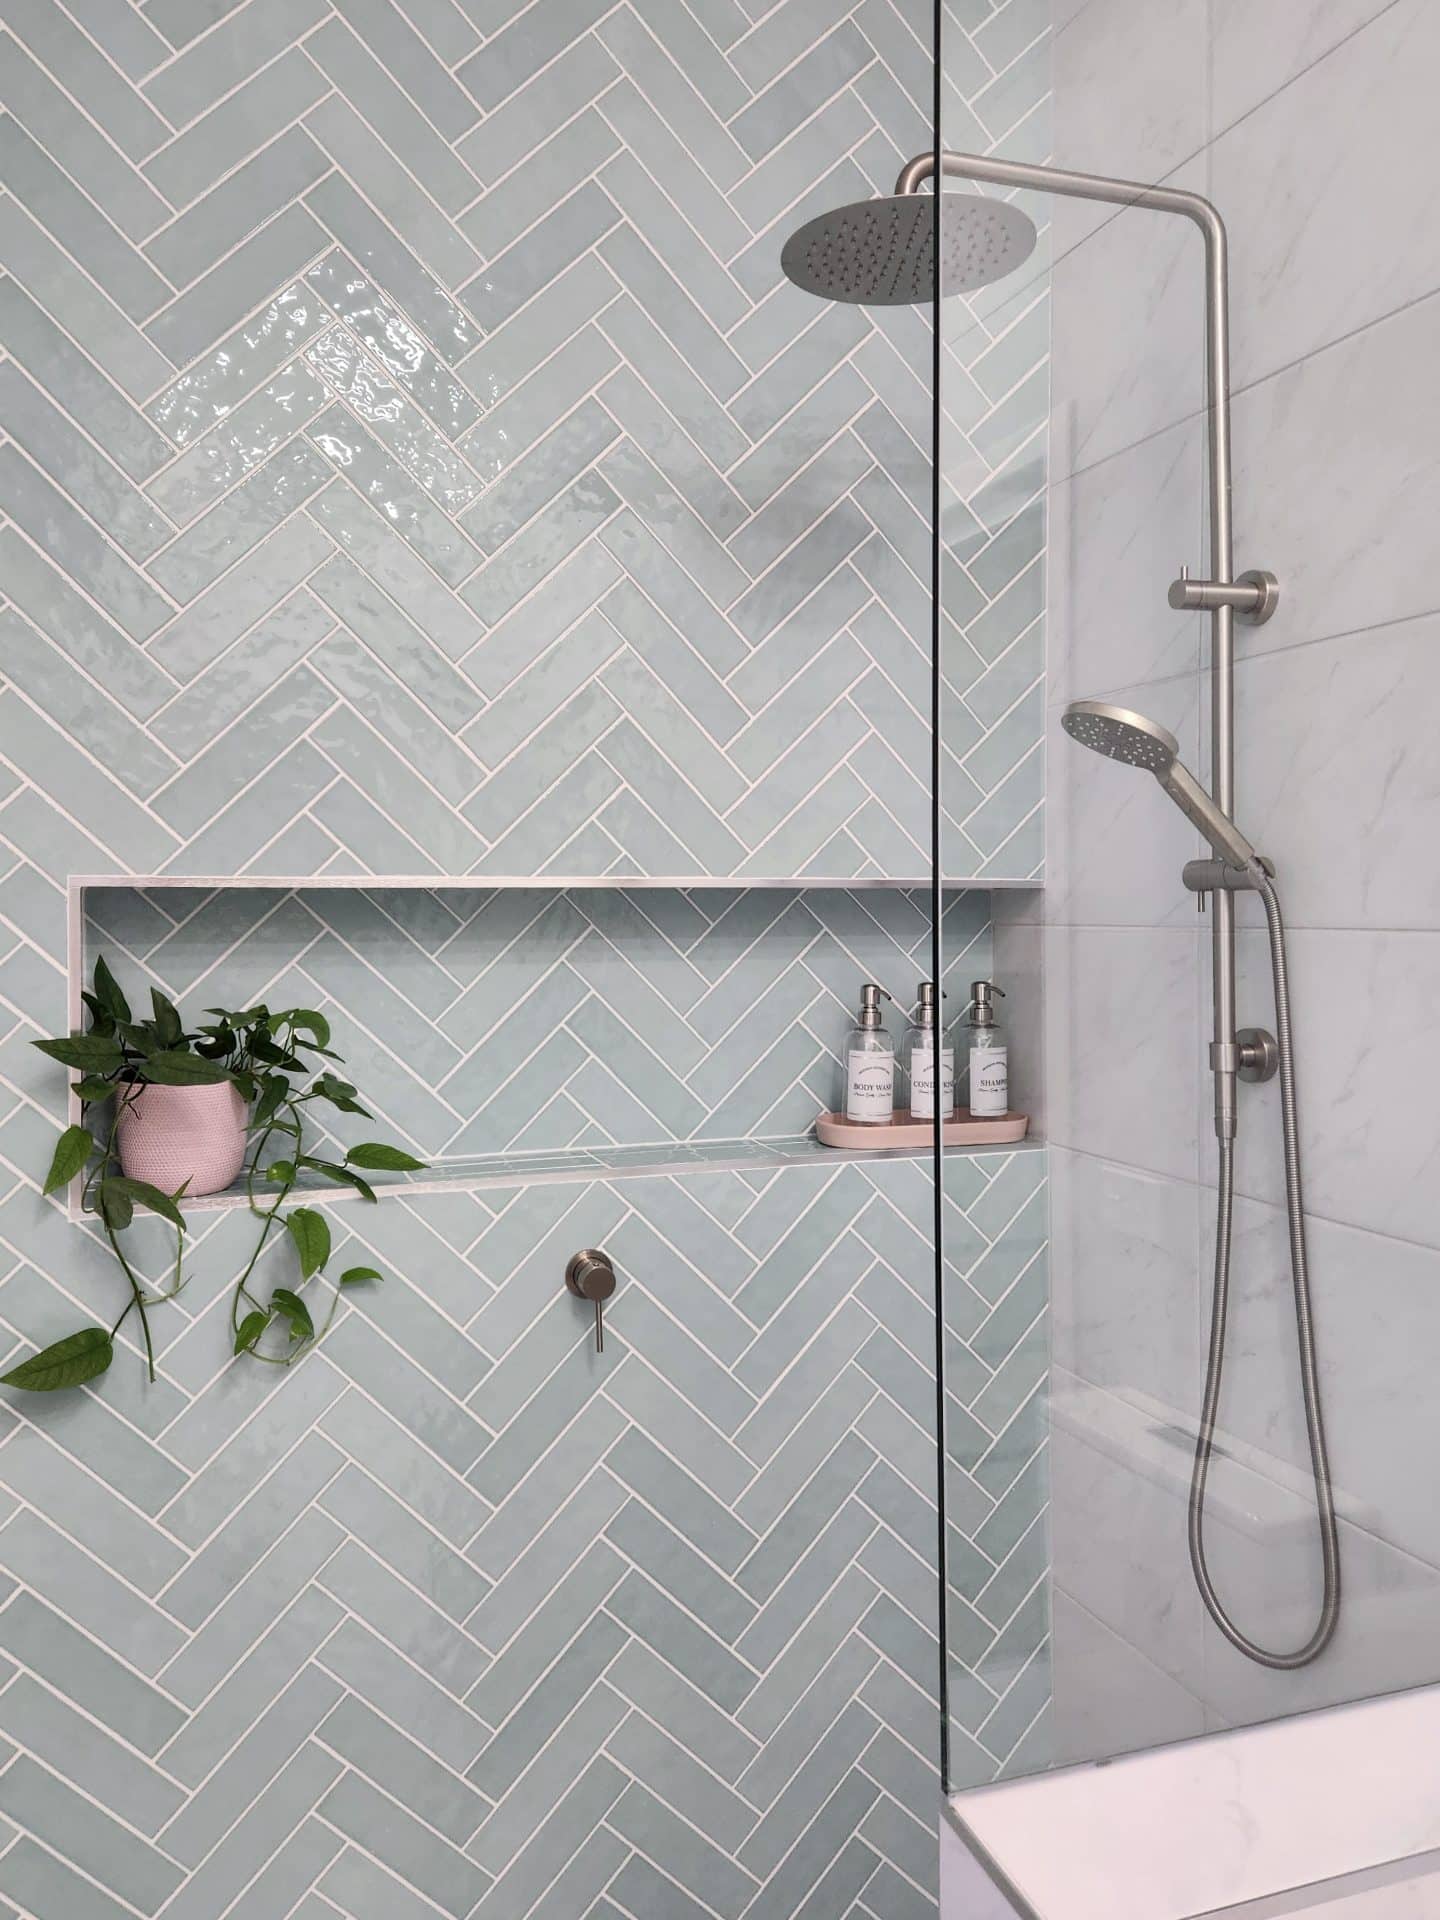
[85,1087,180,1384]
[5,959,426,1395]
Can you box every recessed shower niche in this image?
[73,876,999,1203]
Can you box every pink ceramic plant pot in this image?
[116,1080,248,1197]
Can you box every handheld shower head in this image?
[1062,699,1262,874]
[1059,701,1178,774]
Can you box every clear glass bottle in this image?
[904,983,954,1121]
[965,980,1009,1117]
[843,984,895,1125]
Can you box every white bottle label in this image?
[845,1049,894,1123]
[909,1047,954,1120]
[970,1044,1008,1117]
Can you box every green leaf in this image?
[92,955,131,1025]
[141,1050,233,1086]
[72,1075,117,1104]
[79,993,115,1037]
[149,987,183,1048]
[248,1076,289,1131]
[269,1287,314,1343]
[298,1157,377,1203]
[1,1326,113,1392]
[264,1160,296,1185]
[105,1175,187,1231]
[315,1091,370,1116]
[340,1266,382,1287]
[249,1034,297,1068]
[345,1142,427,1172]
[310,1074,371,1117]
[287,1009,332,1050]
[233,1311,269,1355]
[43,1125,93,1196]
[98,1179,133,1230]
[285,1207,330,1279]
[33,1033,123,1075]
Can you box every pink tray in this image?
[815,1109,1030,1149]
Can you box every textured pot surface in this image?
[116,1080,248,1197]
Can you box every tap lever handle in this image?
[566,1250,616,1355]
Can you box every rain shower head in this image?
[1062,699,1263,874]
[780,192,1036,305]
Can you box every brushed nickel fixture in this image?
[1170,562,1280,625]
[780,190,1036,302]
[784,149,1338,1669]
[1060,701,1268,876]
[566,1249,616,1353]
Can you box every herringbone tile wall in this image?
[0,0,1054,1907]
[0,1146,1047,1918]
[0,0,1049,886]
[941,1145,1050,1788]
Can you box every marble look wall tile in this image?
[1211,0,1440,390]
[1228,290,1440,659]
[1199,1515,1440,1734]
[1209,926,1440,1251]
[1048,1589,1205,1767]
[1232,615,1440,932]
[1048,1149,1200,1414]
[990,903,1045,1135]
[1046,0,1440,1775]
[1047,414,1204,705]
[1049,157,1208,476]
[1209,0,1400,135]
[1047,1383,1208,1690]
[1050,0,1206,240]
[1044,924,1203,1183]
[1197,1192,1440,1574]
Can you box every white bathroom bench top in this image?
[945,1680,1440,1920]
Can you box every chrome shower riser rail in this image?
[897,150,1336,1669]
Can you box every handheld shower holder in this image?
[1169,565,1280,625]
[1182,855,1276,893]
[1210,1031,1279,1085]
[1186,861,1281,1086]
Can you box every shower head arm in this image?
[894,150,1224,254]
[897,147,1230,583]
[897,148,1231,588]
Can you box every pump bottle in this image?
[965,981,1009,1118]
[904,983,954,1121]
[843,984,895,1124]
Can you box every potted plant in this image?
[7,955,426,1393]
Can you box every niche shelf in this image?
[177,1131,1045,1213]
[65,874,1021,1203]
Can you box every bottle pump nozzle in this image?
[857,983,892,1030]
[968,980,1006,1027]
[914,982,945,1028]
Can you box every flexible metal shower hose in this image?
[1186,874,1341,1669]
